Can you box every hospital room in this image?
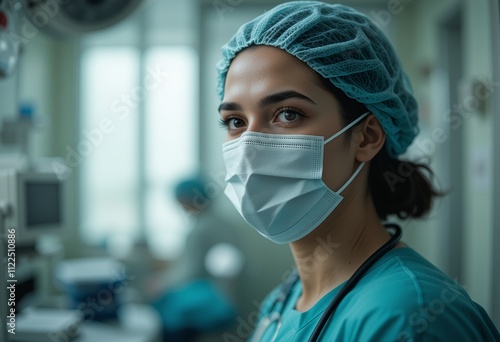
[0,0,499,341]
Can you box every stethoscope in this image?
[251,223,402,342]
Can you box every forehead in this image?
[223,46,322,101]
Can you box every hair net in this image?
[216,1,419,157]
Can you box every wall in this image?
[396,0,457,273]
[491,0,500,327]
[397,0,495,313]
[462,0,494,314]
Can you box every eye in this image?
[219,116,246,130]
[228,117,245,129]
[275,108,304,123]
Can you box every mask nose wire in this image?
[323,112,370,145]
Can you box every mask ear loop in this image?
[337,162,365,194]
[323,112,370,194]
[323,112,370,145]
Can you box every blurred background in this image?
[0,0,499,341]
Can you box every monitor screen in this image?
[24,181,62,227]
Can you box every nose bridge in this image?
[246,114,271,134]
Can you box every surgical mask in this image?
[222,112,369,244]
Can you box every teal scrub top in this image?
[253,247,500,341]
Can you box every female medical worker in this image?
[216,2,500,341]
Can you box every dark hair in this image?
[315,75,443,220]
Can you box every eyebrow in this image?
[218,90,316,112]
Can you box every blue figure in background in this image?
[150,174,244,342]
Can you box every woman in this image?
[216,2,500,341]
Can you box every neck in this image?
[289,185,392,312]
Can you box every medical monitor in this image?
[0,169,66,245]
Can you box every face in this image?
[219,46,361,192]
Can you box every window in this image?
[80,45,198,259]
[144,47,198,257]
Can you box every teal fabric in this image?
[152,279,237,331]
[253,247,500,341]
[174,175,208,203]
[216,1,419,158]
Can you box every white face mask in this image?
[222,112,369,244]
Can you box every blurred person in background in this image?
[148,174,244,342]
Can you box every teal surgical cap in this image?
[216,1,419,157]
[174,176,208,203]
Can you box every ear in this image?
[354,114,386,162]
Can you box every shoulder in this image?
[333,248,499,341]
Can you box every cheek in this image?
[322,138,353,191]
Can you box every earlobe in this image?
[356,114,386,162]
